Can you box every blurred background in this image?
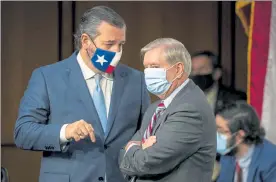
[1,1,251,181]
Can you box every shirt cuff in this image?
[60,124,70,144]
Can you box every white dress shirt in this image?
[59,52,113,143]
[234,145,255,182]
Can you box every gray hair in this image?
[74,6,126,50]
[141,38,192,76]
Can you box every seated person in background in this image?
[190,51,246,115]
[216,101,276,182]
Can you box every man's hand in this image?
[124,136,157,151]
[125,141,141,151]
[65,120,96,142]
[142,136,156,149]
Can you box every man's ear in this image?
[81,33,93,49]
[176,62,185,78]
[237,130,246,143]
[213,68,222,81]
[238,130,246,137]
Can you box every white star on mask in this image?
[96,55,108,66]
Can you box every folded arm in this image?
[120,104,203,176]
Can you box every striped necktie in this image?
[142,101,165,143]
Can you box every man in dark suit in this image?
[190,51,247,115]
[14,6,150,182]
[120,38,216,182]
[216,101,276,182]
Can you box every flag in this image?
[262,2,276,144]
[236,1,276,143]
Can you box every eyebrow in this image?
[144,64,160,68]
[103,40,126,44]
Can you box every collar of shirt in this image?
[163,78,190,108]
[77,52,113,80]
[237,145,255,168]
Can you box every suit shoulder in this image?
[260,140,276,159]
[183,83,212,110]
[34,57,71,77]
[25,58,69,82]
[256,140,276,171]
[40,58,69,71]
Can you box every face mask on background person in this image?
[190,73,214,91]
[216,132,241,155]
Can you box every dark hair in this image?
[217,101,265,145]
[191,50,221,69]
[74,6,126,50]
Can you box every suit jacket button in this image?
[104,145,108,150]
[98,177,104,181]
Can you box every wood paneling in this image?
[1,2,58,182]
[1,1,59,144]
[235,15,248,92]
[61,1,74,59]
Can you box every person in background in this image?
[190,51,246,115]
[191,51,247,180]
[216,101,276,182]
[14,6,150,182]
[120,38,216,182]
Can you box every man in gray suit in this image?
[120,38,217,182]
[14,6,150,182]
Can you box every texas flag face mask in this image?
[91,47,122,74]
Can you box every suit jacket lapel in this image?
[152,80,195,134]
[138,102,160,139]
[105,66,128,140]
[247,144,262,182]
[223,157,236,182]
[66,52,104,137]
[152,109,168,135]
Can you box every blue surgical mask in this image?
[216,132,229,155]
[144,64,181,95]
[216,132,239,155]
